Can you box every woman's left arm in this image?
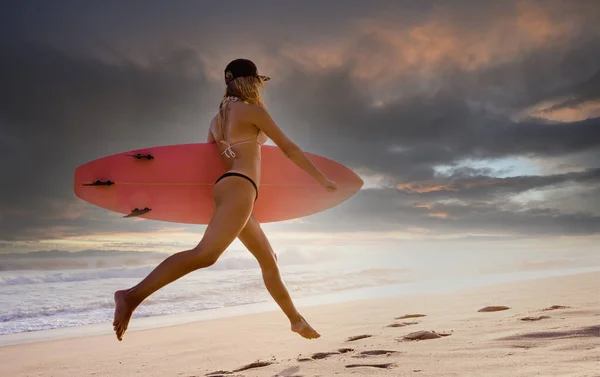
[207,129,215,143]
[207,118,216,143]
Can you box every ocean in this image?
[1,249,599,346]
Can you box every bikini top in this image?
[217,96,267,158]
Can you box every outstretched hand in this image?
[321,178,338,192]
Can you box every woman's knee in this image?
[260,254,279,273]
[189,246,222,268]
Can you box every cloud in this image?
[277,187,600,237]
[1,0,600,244]
[0,40,221,241]
[395,168,600,199]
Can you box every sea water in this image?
[1,249,599,346]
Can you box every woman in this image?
[113,58,338,341]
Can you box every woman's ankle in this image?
[122,288,143,310]
[289,312,303,323]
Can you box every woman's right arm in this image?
[250,105,337,191]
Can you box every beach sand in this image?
[2,271,598,377]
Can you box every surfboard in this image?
[73,143,363,224]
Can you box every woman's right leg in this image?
[237,214,320,339]
[112,177,255,341]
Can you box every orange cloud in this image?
[407,226,429,233]
[396,182,457,193]
[413,203,449,219]
[274,0,587,98]
[462,177,522,189]
[279,40,347,73]
[515,0,583,45]
[399,176,528,194]
[414,203,433,210]
[428,212,449,219]
[520,99,600,122]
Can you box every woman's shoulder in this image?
[241,103,269,118]
[220,99,269,124]
[224,102,267,124]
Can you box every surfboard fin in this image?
[127,153,154,160]
[124,207,152,218]
[82,180,114,186]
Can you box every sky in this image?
[1,0,599,261]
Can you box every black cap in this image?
[224,58,271,85]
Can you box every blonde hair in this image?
[224,76,265,106]
[217,76,265,137]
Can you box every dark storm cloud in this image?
[268,69,600,186]
[1,0,600,243]
[261,1,600,177]
[540,69,600,112]
[267,38,600,177]
[1,0,434,57]
[0,41,220,240]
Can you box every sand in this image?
[2,271,599,377]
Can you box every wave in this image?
[0,256,334,286]
[0,266,156,286]
[0,300,114,323]
[0,265,409,286]
[0,265,414,336]
[0,255,299,286]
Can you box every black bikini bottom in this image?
[215,172,258,201]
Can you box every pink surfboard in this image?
[73,143,363,224]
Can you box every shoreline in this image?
[1,271,598,376]
[1,265,598,347]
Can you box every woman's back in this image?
[210,98,267,184]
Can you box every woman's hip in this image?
[215,171,259,202]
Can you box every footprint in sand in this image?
[297,348,355,362]
[352,350,400,358]
[274,365,301,377]
[345,363,397,369]
[310,352,340,360]
[346,334,372,342]
[205,371,230,376]
[401,330,452,341]
[520,315,551,321]
[478,306,510,312]
[498,325,600,341]
[395,314,426,319]
[206,360,274,376]
[541,305,570,311]
[387,321,419,328]
[360,349,399,356]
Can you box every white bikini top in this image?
[217,96,267,158]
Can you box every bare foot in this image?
[291,316,320,339]
[113,290,134,341]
